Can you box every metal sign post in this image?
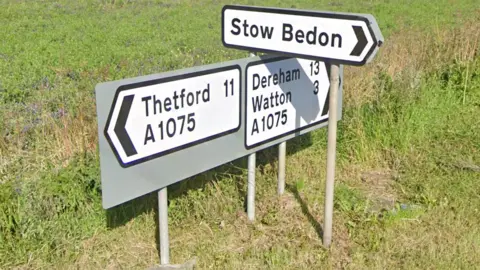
[277,141,286,195]
[158,187,169,265]
[246,54,257,222]
[322,64,340,248]
[247,152,256,221]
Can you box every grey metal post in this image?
[277,141,286,195]
[158,187,169,264]
[323,64,340,248]
[247,52,256,221]
[247,152,256,221]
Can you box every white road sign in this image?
[245,57,331,148]
[104,66,241,167]
[222,5,383,66]
[96,55,343,209]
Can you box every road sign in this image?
[104,66,241,168]
[95,55,343,209]
[245,57,332,149]
[222,5,384,65]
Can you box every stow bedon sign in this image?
[222,5,383,65]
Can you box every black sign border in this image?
[104,65,242,168]
[244,56,332,150]
[222,5,378,66]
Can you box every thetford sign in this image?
[104,66,241,168]
[222,5,383,65]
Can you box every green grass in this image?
[1,0,480,269]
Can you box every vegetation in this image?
[0,0,479,269]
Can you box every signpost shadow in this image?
[286,183,324,240]
[106,192,157,229]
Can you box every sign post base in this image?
[148,257,197,270]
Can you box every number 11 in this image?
[224,78,234,97]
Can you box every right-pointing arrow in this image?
[350,25,368,57]
[114,94,137,157]
[321,63,331,117]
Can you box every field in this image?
[1,0,480,269]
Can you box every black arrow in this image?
[321,63,331,116]
[321,63,342,117]
[321,90,330,116]
[114,94,138,157]
[350,25,368,56]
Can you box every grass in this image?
[1,0,480,269]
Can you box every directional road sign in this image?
[245,57,332,148]
[95,55,343,209]
[104,66,241,168]
[222,5,384,65]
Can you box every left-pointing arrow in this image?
[350,25,368,57]
[115,94,137,157]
